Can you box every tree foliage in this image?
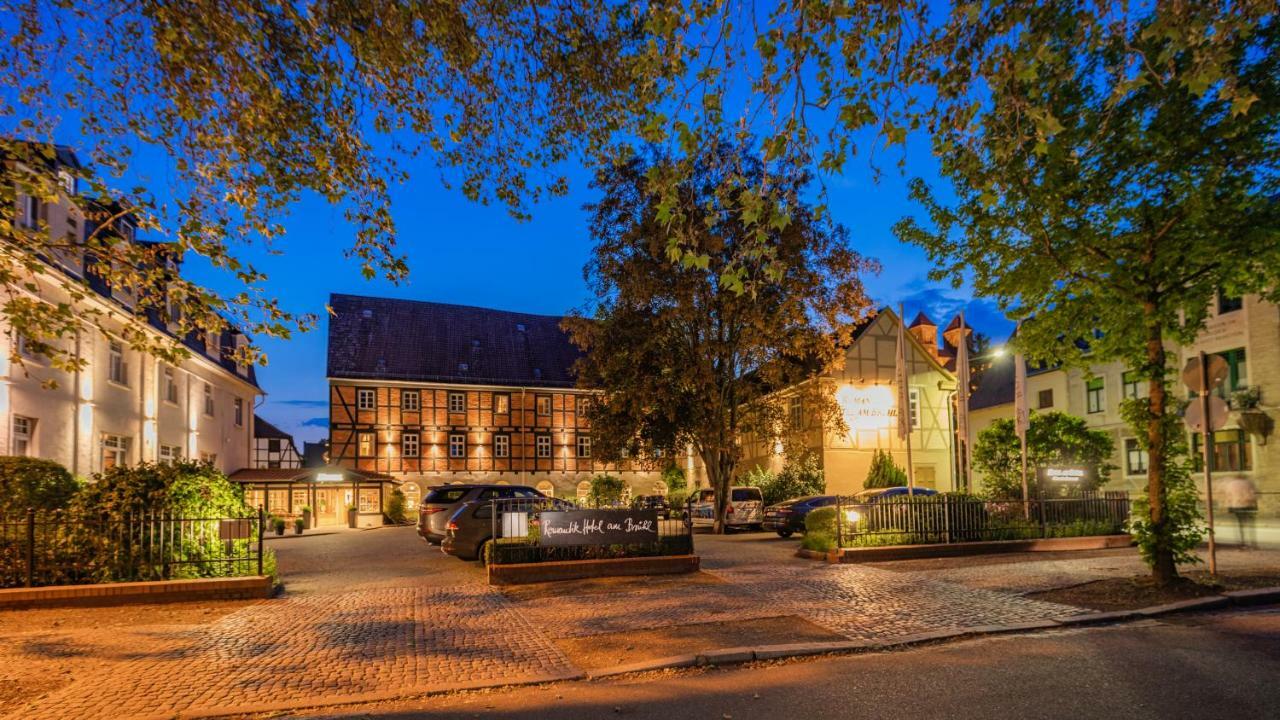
[386,488,407,524]
[587,474,626,508]
[0,456,80,515]
[973,412,1116,499]
[566,143,874,531]
[741,451,826,507]
[1,0,660,373]
[894,4,1279,584]
[863,449,908,490]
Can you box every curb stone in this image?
[1223,586,1280,606]
[1136,596,1231,617]
[1055,609,1142,626]
[586,655,699,679]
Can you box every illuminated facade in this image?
[2,147,259,476]
[970,293,1280,509]
[252,415,303,469]
[739,308,961,495]
[326,294,664,504]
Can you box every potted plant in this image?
[301,505,313,528]
[1232,386,1273,445]
[293,517,305,535]
[272,516,287,536]
[347,504,359,528]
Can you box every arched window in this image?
[576,480,591,500]
[496,479,510,485]
[536,480,555,498]
[401,483,420,510]
[652,480,668,496]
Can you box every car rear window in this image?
[425,488,469,503]
[731,487,762,501]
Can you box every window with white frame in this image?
[448,392,465,413]
[908,387,922,429]
[535,434,552,458]
[357,388,375,410]
[494,393,510,414]
[357,432,374,457]
[494,433,510,458]
[234,398,244,427]
[577,396,592,416]
[576,435,591,458]
[1085,377,1104,414]
[159,444,182,464]
[1122,371,1145,400]
[402,389,420,411]
[15,333,41,361]
[163,365,179,404]
[1124,438,1148,475]
[11,416,35,456]
[788,396,803,429]
[402,432,420,458]
[203,382,214,416]
[448,433,466,458]
[101,434,129,470]
[535,395,552,416]
[108,340,128,386]
[200,451,217,465]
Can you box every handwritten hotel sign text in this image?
[539,510,659,546]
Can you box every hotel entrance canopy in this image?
[228,466,400,528]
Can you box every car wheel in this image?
[776,530,794,538]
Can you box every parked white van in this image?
[687,486,765,529]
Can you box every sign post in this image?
[1182,352,1228,576]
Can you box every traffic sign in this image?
[1185,393,1229,433]
[1182,354,1228,393]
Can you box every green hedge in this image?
[0,456,80,516]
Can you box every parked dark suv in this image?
[632,494,671,520]
[417,484,547,544]
[442,494,574,561]
[762,495,837,538]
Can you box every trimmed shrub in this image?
[863,449,907,489]
[805,506,837,536]
[74,460,250,518]
[386,487,408,523]
[588,474,626,507]
[0,456,80,516]
[800,532,835,552]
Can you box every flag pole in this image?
[1014,321,1030,519]
[898,304,915,492]
[956,312,972,493]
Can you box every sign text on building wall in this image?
[836,385,898,433]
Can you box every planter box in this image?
[487,554,699,586]
[0,575,273,609]
[829,534,1132,563]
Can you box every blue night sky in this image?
[124,137,1012,446]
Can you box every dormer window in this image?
[57,170,75,195]
[204,330,219,358]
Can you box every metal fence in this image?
[0,508,266,589]
[484,497,694,565]
[834,492,1131,548]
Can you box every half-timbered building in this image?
[326,294,664,507]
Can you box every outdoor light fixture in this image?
[844,509,861,523]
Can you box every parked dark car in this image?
[442,495,574,561]
[852,486,938,503]
[632,494,671,520]
[762,495,838,538]
[418,484,547,544]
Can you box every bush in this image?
[666,489,688,511]
[800,532,836,552]
[0,456,80,516]
[741,452,826,506]
[661,463,687,493]
[863,449,907,489]
[75,460,250,518]
[294,517,305,534]
[272,516,286,535]
[805,506,837,536]
[386,487,408,523]
[588,474,626,507]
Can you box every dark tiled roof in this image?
[327,294,583,388]
[968,350,1057,411]
[908,311,935,328]
[253,415,293,441]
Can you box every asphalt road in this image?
[293,607,1280,720]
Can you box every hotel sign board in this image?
[1038,466,1094,484]
[539,509,659,547]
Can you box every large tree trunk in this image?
[1144,307,1179,586]
[701,447,733,534]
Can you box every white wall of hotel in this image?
[0,271,259,477]
[969,295,1280,504]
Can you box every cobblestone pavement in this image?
[6,530,1232,719]
[13,586,575,719]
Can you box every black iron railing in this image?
[0,507,266,588]
[484,497,694,565]
[833,492,1131,548]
